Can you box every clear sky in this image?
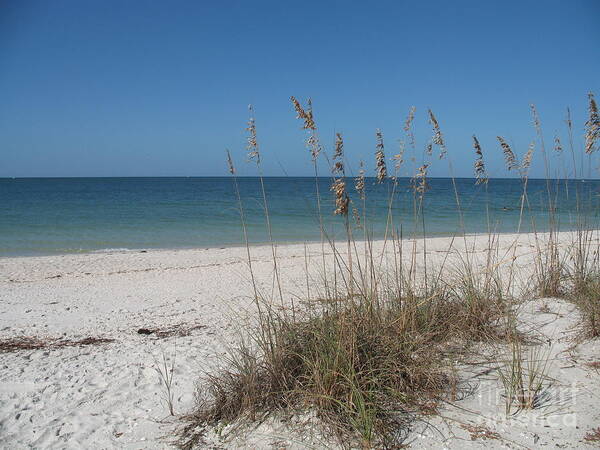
[1,0,599,178]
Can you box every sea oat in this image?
[425,142,433,156]
[565,107,572,130]
[553,135,563,153]
[412,164,429,195]
[497,136,519,171]
[290,96,321,160]
[226,149,236,175]
[355,161,365,199]
[393,140,405,175]
[330,132,349,215]
[472,135,488,185]
[352,206,361,227]
[331,178,349,216]
[530,104,542,136]
[290,96,315,130]
[585,92,599,154]
[332,132,344,175]
[521,141,535,176]
[404,106,416,148]
[428,109,446,158]
[375,129,387,183]
[246,105,260,163]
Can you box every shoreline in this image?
[0,226,591,260]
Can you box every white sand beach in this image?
[1,232,599,449]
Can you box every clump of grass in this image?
[497,332,551,415]
[533,234,566,298]
[569,274,600,338]
[179,277,507,448]
[155,348,177,416]
[446,264,507,341]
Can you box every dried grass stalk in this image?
[290,96,321,160]
[553,135,563,153]
[497,136,519,171]
[404,106,416,148]
[290,96,316,130]
[375,129,387,183]
[565,107,572,130]
[226,149,236,175]
[585,92,599,154]
[530,104,542,136]
[355,161,365,199]
[332,132,344,175]
[352,206,361,227]
[428,109,446,159]
[521,142,535,176]
[331,178,349,216]
[246,105,260,163]
[412,164,429,195]
[331,132,349,215]
[472,135,488,185]
[393,141,405,175]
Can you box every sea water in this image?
[0,177,598,256]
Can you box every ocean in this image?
[0,177,598,257]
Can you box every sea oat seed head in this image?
[412,164,429,195]
[497,136,519,171]
[246,105,260,163]
[331,178,349,216]
[290,96,316,130]
[428,109,446,158]
[521,142,535,175]
[375,129,387,183]
[425,142,433,156]
[332,133,344,175]
[404,106,416,148]
[553,135,563,153]
[565,107,572,131]
[530,104,542,136]
[472,135,488,185]
[393,140,405,174]
[355,161,365,199]
[226,149,236,175]
[290,96,321,160]
[585,92,599,154]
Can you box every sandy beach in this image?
[1,232,599,449]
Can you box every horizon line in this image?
[1,175,598,181]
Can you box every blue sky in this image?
[1,0,599,178]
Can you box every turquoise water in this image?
[0,177,598,256]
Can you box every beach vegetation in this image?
[178,92,599,448]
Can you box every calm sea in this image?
[0,177,598,257]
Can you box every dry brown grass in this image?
[137,322,206,339]
[584,426,600,443]
[0,336,114,353]
[460,423,501,441]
